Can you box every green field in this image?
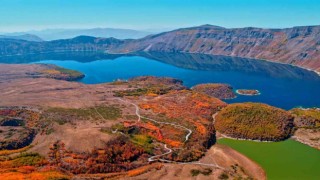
[218,139,320,180]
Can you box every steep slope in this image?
[109,25,320,73]
[0,25,320,73]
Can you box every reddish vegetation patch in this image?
[124,121,164,141]
[140,91,226,126]
[126,163,163,177]
[0,152,68,180]
[139,90,227,161]
[48,138,147,174]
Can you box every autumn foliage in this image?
[48,137,147,174]
[139,91,227,161]
[215,103,294,141]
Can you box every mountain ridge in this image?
[108,24,320,73]
[3,28,152,40]
[0,24,319,73]
[0,34,43,42]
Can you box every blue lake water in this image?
[1,52,320,110]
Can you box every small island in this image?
[236,89,260,96]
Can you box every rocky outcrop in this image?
[290,108,320,128]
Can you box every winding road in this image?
[116,98,224,169]
[14,96,223,169]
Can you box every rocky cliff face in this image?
[109,25,320,73]
[1,25,319,73]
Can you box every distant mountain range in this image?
[0,25,319,73]
[0,34,43,42]
[3,28,152,40]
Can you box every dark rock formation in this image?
[290,108,320,128]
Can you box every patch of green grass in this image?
[44,105,122,123]
[55,67,83,78]
[114,86,171,97]
[11,153,45,167]
[111,123,126,132]
[114,88,148,97]
[129,134,153,153]
[95,106,122,120]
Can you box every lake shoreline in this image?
[1,50,319,77]
[217,132,276,143]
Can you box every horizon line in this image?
[1,24,319,34]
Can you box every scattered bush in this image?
[191,168,212,176]
[219,172,229,179]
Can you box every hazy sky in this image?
[0,0,319,32]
